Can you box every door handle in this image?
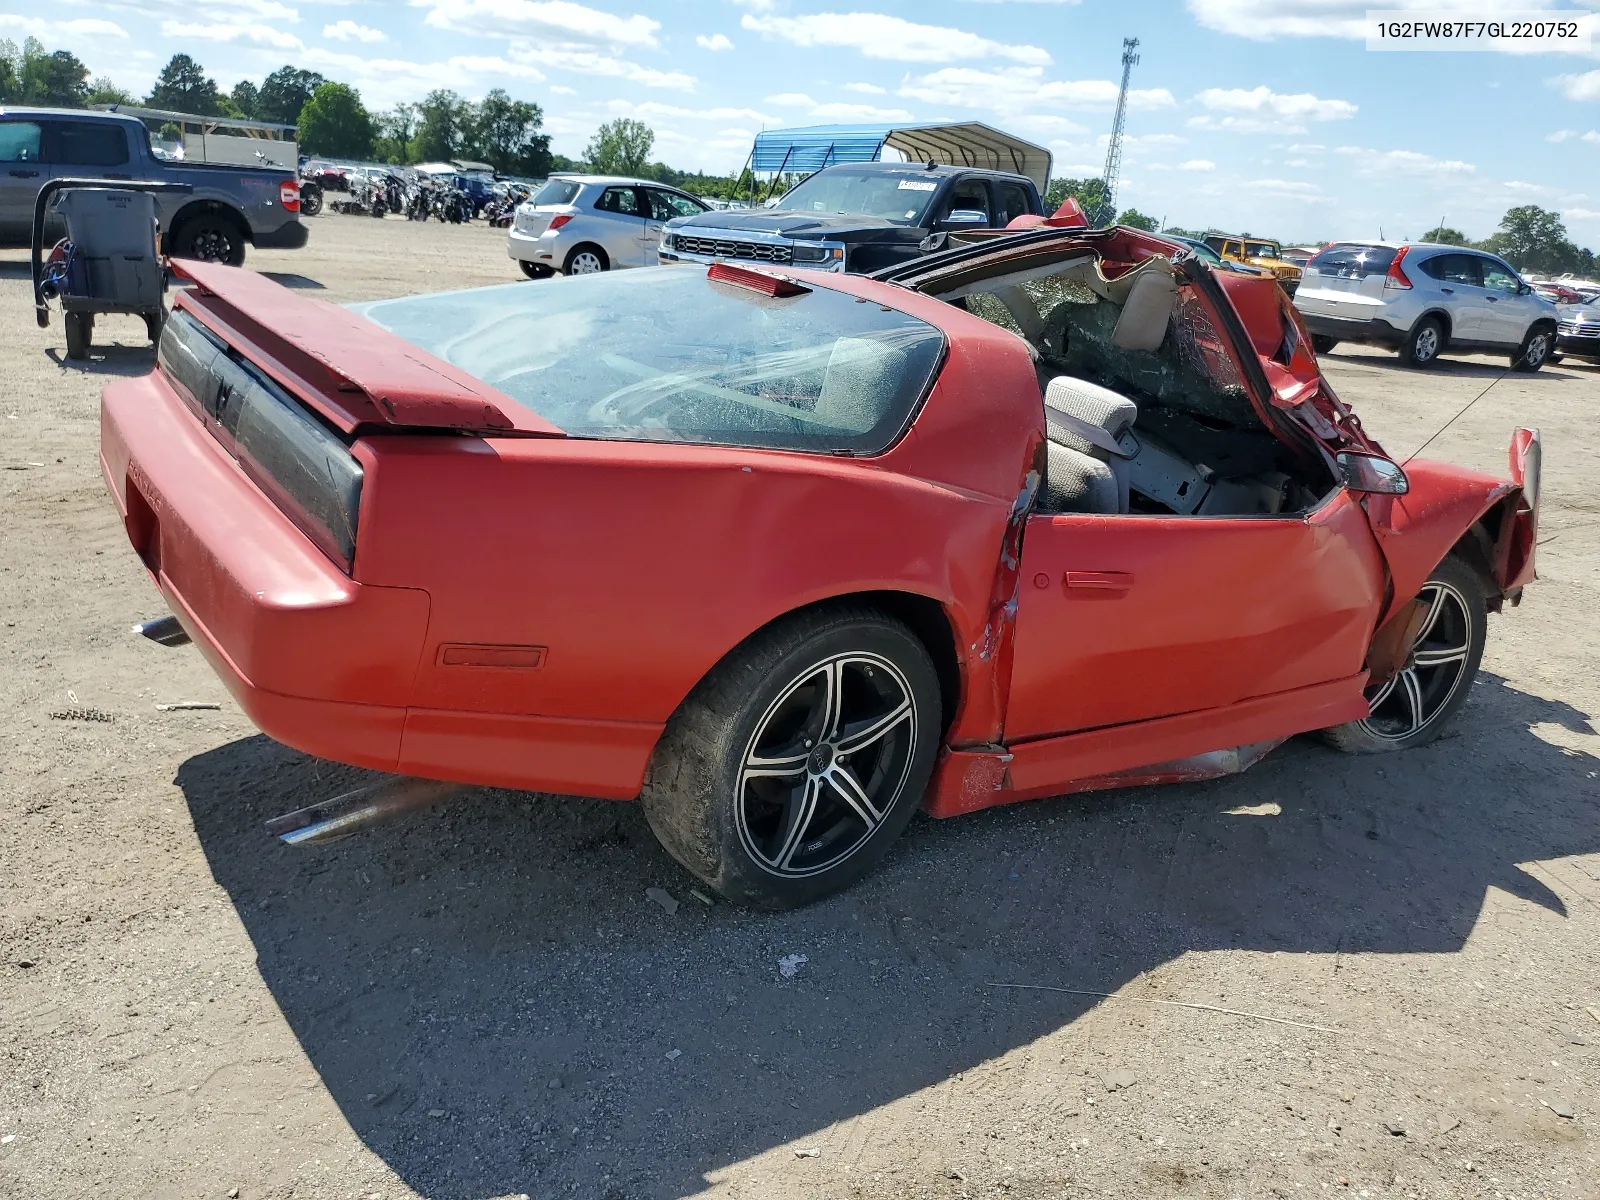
[1486,296,1498,302]
[1064,570,1134,598]
[1440,287,1453,294]
[9,169,40,178]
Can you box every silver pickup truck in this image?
[0,106,306,265]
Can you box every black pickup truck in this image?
[656,161,1044,275]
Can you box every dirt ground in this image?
[1,212,1597,1200]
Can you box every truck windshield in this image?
[353,268,946,455]
[1244,241,1280,258]
[775,169,941,225]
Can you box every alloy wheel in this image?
[1357,581,1473,742]
[191,227,233,262]
[736,653,917,878]
[1414,325,1439,361]
[1525,332,1551,367]
[569,251,604,274]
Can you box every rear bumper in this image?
[100,372,658,798]
[251,220,309,250]
[1298,312,1405,346]
[506,225,565,264]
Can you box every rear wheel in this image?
[1400,316,1444,367]
[170,213,247,267]
[563,244,608,275]
[518,260,553,280]
[640,607,941,909]
[1323,556,1487,754]
[64,311,92,360]
[1512,325,1554,373]
[1311,335,1339,355]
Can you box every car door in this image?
[935,176,994,227]
[37,118,134,241]
[1416,251,1485,341]
[642,187,705,262]
[0,119,49,243]
[591,184,649,267]
[1478,256,1537,346]
[1004,493,1388,742]
[993,180,1034,226]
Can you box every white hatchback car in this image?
[1294,242,1559,371]
[507,175,710,279]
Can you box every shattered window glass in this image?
[354,269,946,455]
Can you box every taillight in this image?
[1384,245,1411,291]
[279,180,300,213]
[548,213,573,230]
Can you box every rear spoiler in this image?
[170,259,563,437]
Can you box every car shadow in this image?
[176,672,1598,1199]
[45,344,156,376]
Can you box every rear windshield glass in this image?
[354,268,946,455]
[776,169,941,225]
[1308,244,1397,277]
[532,178,581,206]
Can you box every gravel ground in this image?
[1,212,1596,1200]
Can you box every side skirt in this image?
[924,673,1369,817]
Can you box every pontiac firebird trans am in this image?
[100,227,1540,908]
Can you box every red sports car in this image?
[100,229,1540,908]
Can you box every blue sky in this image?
[6,0,1600,244]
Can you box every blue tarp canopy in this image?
[749,121,1051,191]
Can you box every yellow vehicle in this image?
[1203,234,1302,294]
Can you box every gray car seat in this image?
[1041,376,1138,514]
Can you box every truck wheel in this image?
[171,213,247,267]
[640,606,941,909]
[64,312,93,361]
[1323,556,1486,754]
[1399,317,1443,367]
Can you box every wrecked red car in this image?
[99,233,1540,908]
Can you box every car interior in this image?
[927,250,1332,518]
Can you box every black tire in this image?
[1512,325,1554,373]
[1323,556,1487,754]
[143,308,165,345]
[518,260,553,280]
[563,244,609,275]
[170,213,247,267]
[640,606,942,909]
[64,311,92,361]
[300,186,323,217]
[1311,335,1339,355]
[1399,316,1445,367]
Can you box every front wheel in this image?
[1311,335,1339,355]
[1513,326,1554,373]
[1323,556,1487,754]
[1399,316,1444,367]
[640,607,942,909]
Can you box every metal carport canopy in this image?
[749,122,1051,192]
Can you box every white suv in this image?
[1293,242,1559,371]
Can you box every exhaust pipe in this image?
[133,615,191,646]
[265,777,464,846]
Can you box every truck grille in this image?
[672,235,792,264]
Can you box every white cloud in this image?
[898,65,1174,112]
[809,101,914,120]
[695,32,734,51]
[300,47,547,107]
[1186,0,1434,40]
[1552,70,1600,101]
[610,100,777,125]
[1179,158,1215,171]
[843,81,887,94]
[741,11,1051,65]
[1333,145,1476,176]
[161,20,303,49]
[323,19,386,43]
[549,84,577,94]
[0,15,129,40]
[1248,178,1323,195]
[1188,114,1302,135]
[765,92,816,107]
[1196,86,1357,121]
[508,44,695,90]
[418,0,661,48]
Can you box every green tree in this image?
[585,118,654,175]
[1477,205,1587,274]
[18,40,90,107]
[297,82,374,158]
[1116,207,1157,231]
[372,102,420,163]
[230,80,259,118]
[86,76,134,106]
[1420,225,1467,245]
[255,66,325,126]
[1044,176,1113,226]
[467,88,551,176]
[0,39,21,103]
[147,53,222,114]
[412,89,471,161]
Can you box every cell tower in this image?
[1102,37,1140,217]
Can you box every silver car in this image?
[1293,242,1559,371]
[507,175,710,278]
